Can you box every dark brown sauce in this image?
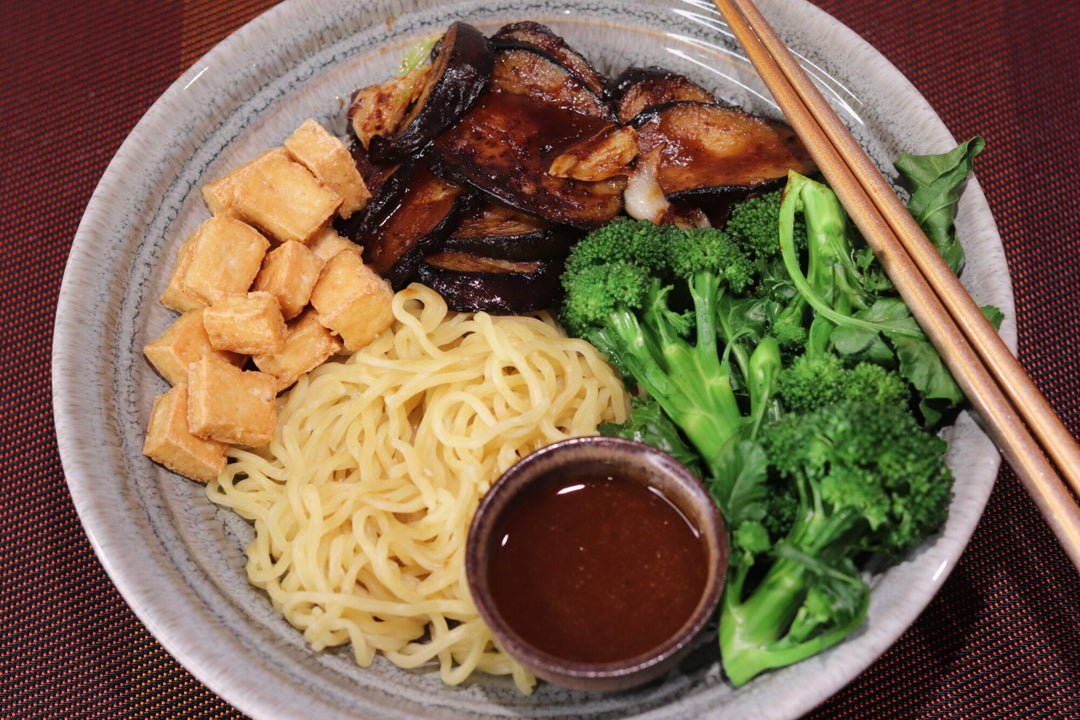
[487,474,708,664]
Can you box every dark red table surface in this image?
[3,0,1079,717]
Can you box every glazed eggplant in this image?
[432,45,625,228]
[334,139,405,242]
[347,63,432,152]
[490,21,610,102]
[442,200,580,261]
[612,66,720,124]
[417,250,565,314]
[631,101,816,196]
[355,161,469,289]
[365,22,494,165]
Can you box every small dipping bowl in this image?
[466,436,728,692]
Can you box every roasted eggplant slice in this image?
[491,21,610,102]
[348,63,433,150]
[418,250,565,314]
[443,200,580,261]
[432,46,624,228]
[352,161,468,289]
[613,66,720,124]
[632,101,816,195]
[366,22,494,165]
[339,139,400,220]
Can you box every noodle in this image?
[206,283,629,692]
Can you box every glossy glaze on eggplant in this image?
[613,66,720,125]
[432,45,625,229]
[337,21,816,315]
[359,161,468,289]
[631,101,816,195]
[441,201,580,261]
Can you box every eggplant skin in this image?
[418,251,565,314]
[441,227,578,262]
[368,22,494,165]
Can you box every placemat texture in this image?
[2,0,1078,718]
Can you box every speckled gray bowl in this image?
[52,0,1014,718]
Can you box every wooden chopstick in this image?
[711,0,1080,569]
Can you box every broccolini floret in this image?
[777,350,911,415]
[559,217,770,471]
[717,400,954,686]
[723,187,809,260]
[776,171,977,427]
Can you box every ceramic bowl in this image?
[53,0,1012,717]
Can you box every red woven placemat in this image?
[2,0,1078,717]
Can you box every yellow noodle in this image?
[206,283,628,692]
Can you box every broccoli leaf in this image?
[894,136,986,275]
[892,333,965,427]
[708,440,770,532]
[831,297,965,427]
[981,303,1005,329]
[600,396,702,475]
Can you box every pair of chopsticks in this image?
[711,0,1080,569]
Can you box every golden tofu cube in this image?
[252,241,324,320]
[143,308,243,386]
[306,226,358,263]
[160,231,204,312]
[172,216,270,307]
[143,383,228,482]
[284,119,371,219]
[186,355,278,447]
[202,147,342,244]
[309,249,394,352]
[253,309,344,391]
[203,291,287,356]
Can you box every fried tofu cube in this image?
[169,216,270,307]
[202,291,287,355]
[309,249,394,352]
[253,309,344,390]
[202,147,342,244]
[143,384,228,482]
[251,241,324,320]
[144,308,243,386]
[284,119,371,219]
[160,231,204,313]
[186,355,278,447]
[306,226,357,263]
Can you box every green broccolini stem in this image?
[720,550,868,686]
[779,172,922,339]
